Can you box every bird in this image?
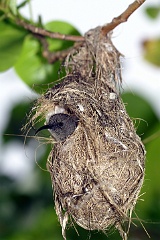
[35,113,79,142]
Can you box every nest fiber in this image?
[31,27,145,240]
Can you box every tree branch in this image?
[16,0,146,43]
[15,0,146,63]
[42,43,83,63]
[35,34,83,63]
[101,0,146,35]
[16,19,85,42]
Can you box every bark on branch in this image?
[101,0,146,35]
[17,19,84,42]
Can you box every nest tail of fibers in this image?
[31,27,145,240]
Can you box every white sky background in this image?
[0,0,160,180]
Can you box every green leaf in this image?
[0,21,26,72]
[17,0,29,9]
[3,101,33,144]
[14,35,58,91]
[15,21,81,92]
[145,6,160,19]
[122,93,160,236]
[135,122,160,222]
[45,20,81,51]
[9,0,17,15]
[121,92,159,139]
[143,38,160,67]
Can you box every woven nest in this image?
[29,27,145,240]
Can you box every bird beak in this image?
[35,124,51,135]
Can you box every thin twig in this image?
[143,130,160,145]
[42,43,83,63]
[34,34,84,63]
[101,0,146,35]
[16,19,84,42]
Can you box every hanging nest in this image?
[29,26,145,240]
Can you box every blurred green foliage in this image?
[0,2,80,93]
[0,1,160,240]
[0,21,26,71]
[145,5,160,19]
[143,3,160,67]
[143,39,160,67]
[14,21,80,92]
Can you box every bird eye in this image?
[57,122,64,127]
